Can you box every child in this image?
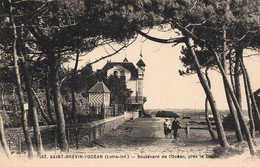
[185,123,190,138]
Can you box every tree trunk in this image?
[0,112,10,158]
[0,141,8,160]
[253,90,260,133]
[205,98,218,141]
[45,71,56,124]
[9,1,34,158]
[48,53,68,152]
[20,50,43,157]
[1,90,5,114]
[71,49,80,124]
[235,48,248,140]
[31,88,52,125]
[12,86,18,113]
[241,60,260,133]
[224,85,244,141]
[0,83,7,121]
[234,49,242,108]
[207,45,256,155]
[228,53,235,92]
[241,64,255,139]
[204,68,217,141]
[13,33,33,158]
[186,38,229,148]
[222,29,243,142]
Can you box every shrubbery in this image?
[155,111,180,118]
[2,112,21,128]
[142,112,152,118]
[76,113,102,123]
[222,114,236,130]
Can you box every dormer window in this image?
[114,71,118,77]
[120,70,126,81]
[120,70,125,76]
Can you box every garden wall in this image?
[5,111,140,152]
[89,111,139,141]
[89,114,125,141]
[124,111,139,120]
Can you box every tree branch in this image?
[136,30,185,44]
[77,38,137,74]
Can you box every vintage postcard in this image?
[0,0,260,167]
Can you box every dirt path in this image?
[6,117,260,167]
[76,117,219,157]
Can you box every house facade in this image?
[101,58,146,109]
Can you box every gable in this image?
[108,64,130,74]
[102,62,138,79]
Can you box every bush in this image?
[143,112,152,118]
[155,111,180,118]
[222,114,236,130]
[3,112,21,128]
[76,113,102,123]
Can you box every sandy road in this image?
[8,117,259,167]
[77,117,218,156]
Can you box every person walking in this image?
[185,123,190,138]
[163,118,171,138]
[171,117,180,139]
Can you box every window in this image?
[139,74,143,79]
[120,70,125,76]
[120,70,126,81]
[114,71,118,76]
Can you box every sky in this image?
[68,29,260,110]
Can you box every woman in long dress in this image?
[163,118,171,138]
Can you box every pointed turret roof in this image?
[136,59,146,67]
[123,58,129,62]
[88,81,110,93]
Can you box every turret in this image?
[123,57,129,63]
[136,58,146,76]
[136,58,146,104]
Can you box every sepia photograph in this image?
[0,0,260,167]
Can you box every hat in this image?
[165,118,169,120]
